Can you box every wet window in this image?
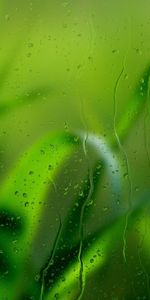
[0,1,150,299]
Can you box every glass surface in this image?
[0,1,150,299]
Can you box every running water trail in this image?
[40,182,63,300]
[77,141,94,300]
[138,213,150,299]
[77,95,94,300]
[112,15,133,264]
[138,74,150,298]
[76,11,95,300]
[144,77,150,168]
[113,57,133,264]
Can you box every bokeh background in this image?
[0,0,150,299]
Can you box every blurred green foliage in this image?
[0,1,150,300]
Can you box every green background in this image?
[0,1,150,299]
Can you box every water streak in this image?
[113,60,132,264]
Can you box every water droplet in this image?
[103,207,108,212]
[86,199,93,207]
[112,49,119,54]
[5,14,10,21]
[136,48,142,55]
[124,73,128,80]
[77,64,82,69]
[123,173,128,179]
[35,274,40,281]
[23,192,27,198]
[26,52,32,58]
[28,42,34,48]
[48,164,52,171]
[40,149,45,155]
[74,136,79,143]
[29,170,34,175]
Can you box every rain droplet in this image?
[23,192,27,198]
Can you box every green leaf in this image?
[0,130,123,299]
[45,193,150,300]
[116,65,150,143]
[0,131,78,299]
[45,221,122,300]
[0,85,53,116]
[38,133,124,300]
